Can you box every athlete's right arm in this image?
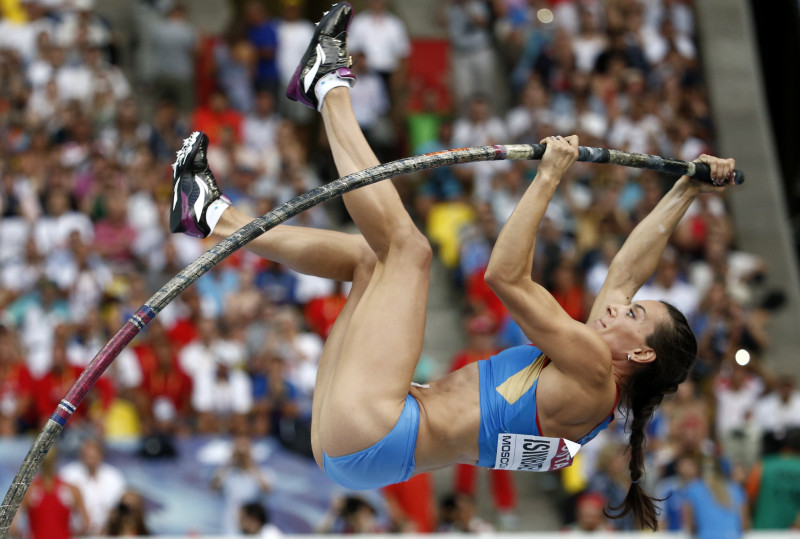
[486,136,611,386]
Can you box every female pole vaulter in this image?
[169,3,738,529]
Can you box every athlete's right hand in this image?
[539,135,579,180]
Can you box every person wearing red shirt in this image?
[33,339,115,428]
[165,288,203,351]
[304,281,348,339]
[139,334,193,433]
[551,261,589,322]
[191,90,244,145]
[14,450,89,539]
[383,474,436,532]
[449,315,517,528]
[0,327,34,434]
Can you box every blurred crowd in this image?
[0,0,798,536]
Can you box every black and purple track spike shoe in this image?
[286,2,355,110]
[170,131,224,238]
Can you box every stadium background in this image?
[0,0,799,536]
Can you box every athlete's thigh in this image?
[310,257,375,466]
[318,245,431,457]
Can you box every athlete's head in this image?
[590,300,669,362]
[609,301,697,530]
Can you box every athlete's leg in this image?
[284,3,434,458]
[211,204,379,467]
[313,88,433,458]
[169,126,380,466]
[212,205,373,283]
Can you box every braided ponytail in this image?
[607,302,697,531]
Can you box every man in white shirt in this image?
[755,375,800,454]
[713,364,765,470]
[634,248,700,322]
[348,0,410,95]
[60,438,126,535]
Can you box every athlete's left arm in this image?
[486,136,611,385]
[587,155,737,322]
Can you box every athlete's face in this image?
[588,300,670,361]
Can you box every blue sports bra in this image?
[476,344,618,468]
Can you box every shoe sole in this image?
[170,132,211,237]
[286,2,353,108]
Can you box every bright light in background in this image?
[537,8,554,24]
[735,349,751,366]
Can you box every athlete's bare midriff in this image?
[408,357,618,475]
[410,362,482,473]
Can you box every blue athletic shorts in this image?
[322,394,420,490]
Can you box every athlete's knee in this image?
[390,224,432,266]
[354,237,378,274]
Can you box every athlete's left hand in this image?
[692,154,736,192]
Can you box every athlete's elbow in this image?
[484,265,523,289]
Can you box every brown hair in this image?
[607,301,697,530]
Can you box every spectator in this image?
[240,501,282,538]
[452,94,510,199]
[265,306,321,401]
[414,119,472,220]
[92,191,138,270]
[33,187,93,257]
[32,327,113,429]
[564,491,612,532]
[11,281,71,378]
[135,327,192,435]
[148,98,189,161]
[348,0,410,102]
[318,495,381,534]
[186,327,252,434]
[683,458,749,538]
[138,2,198,112]
[587,441,635,531]
[754,375,800,455]
[436,493,493,533]
[240,0,280,94]
[243,89,280,152]
[655,452,700,531]
[634,247,700,321]
[275,0,314,123]
[53,0,111,51]
[191,89,244,145]
[302,281,347,340]
[214,35,258,113]
[347,50,392,160]
[747,428,800,530]
[210,436,273,535]
[60,438,126,535]
[572,6,607,73]
[0,325,34,435]
[103,489,150,536]
[445,0,498,110]
[249,349,301,439]
[383,474,436,532]
[713,362,766,470]
[14,449,89,539]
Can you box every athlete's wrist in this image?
[673,176,701,198]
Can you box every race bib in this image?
[493,433,581,472]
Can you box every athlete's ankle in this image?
[205,197,231,236]
[315,71,355,112]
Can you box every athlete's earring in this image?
[627,354,631,363]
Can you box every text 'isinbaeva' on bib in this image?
[493,433,581,471]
